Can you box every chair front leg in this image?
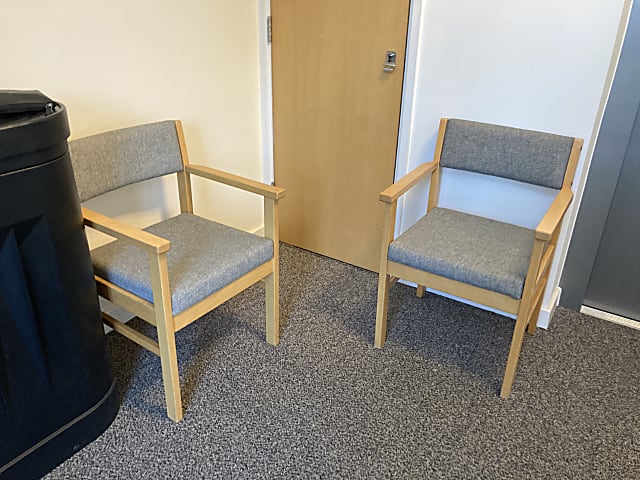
[375,201,397,348]
[264,197,280,346]
[375,266,391,347]
[500,238,545,398]
[149,252,183,422]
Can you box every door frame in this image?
[560,1,640,312]
[258,0,424,238]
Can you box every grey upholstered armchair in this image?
[375,118,582,398]
[69,121,284,421]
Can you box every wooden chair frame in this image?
[82,121,285,421]
[375,118,582,398]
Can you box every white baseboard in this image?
[580,305,640,330]
[252,225,265,236]
[537,286,561,330]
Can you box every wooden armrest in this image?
[535,188,574,241]
[380,160,438,203]
[186,164,285,200]
[82,207,171,255]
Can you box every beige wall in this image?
[1,0,265,242]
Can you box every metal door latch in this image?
[383,51,396,73]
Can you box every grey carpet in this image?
[44,244,639,479]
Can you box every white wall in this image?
[1,0,265,244]
[396,0,630,325]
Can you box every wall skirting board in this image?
[580,306,640,330]
[538,287,562,329]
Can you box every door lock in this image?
[383,51,397,73]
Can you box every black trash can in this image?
[0,91,119,479]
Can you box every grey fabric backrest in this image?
[439,119,574,189]
[69,120,184,202]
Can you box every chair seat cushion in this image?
[91,213,273,315]
[388,208,534,299]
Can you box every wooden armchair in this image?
[69,121,284,421]
[375,118,582,398]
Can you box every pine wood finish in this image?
[82,121,285,421]
[375,118,583,398]
[272,0,411,272]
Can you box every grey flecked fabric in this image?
[388,208,534,299]
[69,121,183,202]
[43,245,640,480]
[91,213,273,315]
[440,119,575,189]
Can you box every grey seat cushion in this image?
[91,213,273,315]
[388,208,534,299]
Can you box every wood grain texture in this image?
[186,164,285,200]
[387,261,521,316]
[95,276,155,325]
[272,0,410,271]
[380,160,438,203]
[175,120,194,214]
[500,238,546,398]
[535,188,573,241]
[374,201,398,347]
[149,252,183,422]
[173,260,273,332]
[264,198,280,345]
[82,207,171,254]
[562,138,584,188]
[102,311,160,356]
[427,118,449,213]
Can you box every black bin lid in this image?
[0,90,70,166]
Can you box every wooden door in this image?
[271,0,411,271]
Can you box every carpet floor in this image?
[44,244,639,479]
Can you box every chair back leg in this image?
[265,268,280,345]
[527,290,546,335]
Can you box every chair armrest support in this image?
[82,207,171,255]
[186,164,285,200]
[380,160,438,204]
[535,188,574,241]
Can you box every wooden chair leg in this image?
[156,312,183,422]
[375,270,391,348]
[265,268,280,346]
[416,285,426,298]
[150,252,183,422]
[500,309,530,398]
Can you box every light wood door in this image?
[271,0,411,271]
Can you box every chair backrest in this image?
[439,119,575,189]
[69,120,184,202]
